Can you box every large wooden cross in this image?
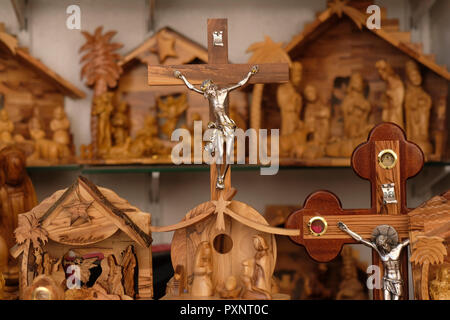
[148,19,289,200]
[286,123,424,300]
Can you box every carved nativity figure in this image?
[375,60,404,129]
[303,85,331,160]
[107,254,125,296]
[111,101,130,148]
[191,241,214,297]
[277,61,303,136]
[326,73,372,158]
[0,146,37,289]
[0,109,15,146]
[105,101,134,159]
[175,65,258,189]
[241,235,272,300]
[166,265,186,296]
[338,222,409,300]
[217,275,241,299]
[429,265,450,300]
[50,107,72,157]
[157,94,188,139]
[127,115,171,159]
[92,92,114,156]
[404,60,433,155]
[121,245,137,297]
[277,62,306,159]
[28,108,71,162]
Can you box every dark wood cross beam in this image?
[286,123,424,300]
[148,18,289,200]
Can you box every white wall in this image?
[0,0,20,34]
[28,0,148,149]
[431,0,450,67]
[153,0,326,63]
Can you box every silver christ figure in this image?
[337,222,410,300]
[174,65,258,189]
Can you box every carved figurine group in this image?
[167,227,279,300]
[86,91,172,161]
[247,0,449,164]
[0,23,82,166]
[0,8,448,303]
[9,176,152,300]
[0,107,74,165]
[275,58,435,161]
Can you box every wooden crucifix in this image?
[148,19,289,200]
[286,122,424,300]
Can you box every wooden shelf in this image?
[26,164,81,172]
[24,161,450,175]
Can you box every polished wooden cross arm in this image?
[148,63,289,86]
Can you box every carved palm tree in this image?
[14,213,48,292]
[410,236,447,300]
[246,36,291,131]
[79,26,123,96]
[79,26,123,156]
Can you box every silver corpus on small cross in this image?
[174,65,259,189]
[338,222,409,300]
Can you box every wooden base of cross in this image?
[286,122,424,300]
[148,18,288,201]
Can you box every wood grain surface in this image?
[148,63,289,86]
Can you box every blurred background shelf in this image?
[26,164,82,173]
[25,161,450,174]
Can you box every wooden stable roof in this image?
[12,176,152,257]
[119,27,208,68]
[0,23,86,99]
[284,0,450,81]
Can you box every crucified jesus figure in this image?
[337,222,410,300]
[174,65,259,189]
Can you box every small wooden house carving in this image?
[408,191,450,300]
[250,0,450,166]
[118,27,212,134]
[155,189,294,300]
[80,27,248,164]
[0,23,85,165]
[11,176,153,300]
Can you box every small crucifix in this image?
[286,123,424,300]
[148,19,289,200]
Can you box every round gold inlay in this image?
[378,149,398,169]
[307,216,328,237]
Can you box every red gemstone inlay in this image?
[311,220,325,233]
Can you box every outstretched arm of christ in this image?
[225,65,259,91]
[399,239,410,248]
[337,221,378,251]
[174,70,204,94]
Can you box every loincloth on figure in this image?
[383,277,403,296]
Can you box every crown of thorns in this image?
[371,225,398,246]
[201,79,214,91]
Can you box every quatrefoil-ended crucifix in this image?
[285,122,424,299]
